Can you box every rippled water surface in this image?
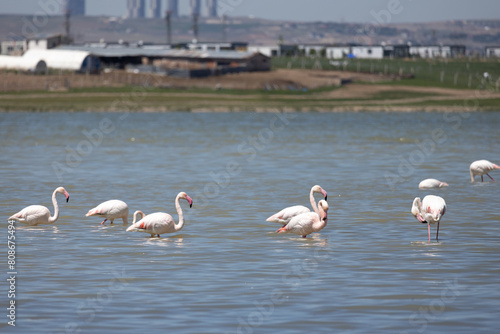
[1,111,499,333]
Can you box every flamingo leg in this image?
[302,235,307,238]
[100,219,107,225]
[436,221,440,241]
[157,234,161,238]
[428,224,431,243]
[481,175,484,182]
[486,173,496,182]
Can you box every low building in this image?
[57,44,270,77]
[1,34,65,56]
[485,46,500,58]
[409,45,466,58]
[248,44,298,57]
[187,42,248,52]
[0,49,101,73]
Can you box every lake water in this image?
[0,111,499,333]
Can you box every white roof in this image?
[0,49,91,71]
[22,49,91,71]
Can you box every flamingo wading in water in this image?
[126,192,193,237]
[469,160,500,182]
[411,195,446,242]
[86,200,129,225]
[8,187,70,226]
[276,200,329,238]
[419,178,448,189]
[266,185,327,226]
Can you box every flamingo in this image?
[266,185,328,226]
[411,195,446,242]
[8,187,70,226]
[418,178,449,189]
[470,160,500,182]
[276,200,329,238]
[131,210,145,224]
[126,192,193,238]
[86,200,129,225]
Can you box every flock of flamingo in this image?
[7,159,500,242]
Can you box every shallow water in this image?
[1,111,499,333]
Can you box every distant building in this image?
[188,41,248,52]
[167,0,179,17]
[1,34,65,56]
[409,45,466,58]
[191,0,201,15]
[150,0,162,18]
[206,0,217,18]
[64,0,85,16]
[127,0,145,18]
[248,44,298,57]
[485,46,500,58]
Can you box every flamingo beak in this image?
[65,191,70,203]
[187,196,193,208]
[322,190,328,201]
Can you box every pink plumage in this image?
[276,200,329,238]
[469,160,500,183]
[411,195,446,242]
[126,192,193,238]
[267,185,327,226]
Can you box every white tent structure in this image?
[0,49,100,74]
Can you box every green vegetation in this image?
[272,57,500,90]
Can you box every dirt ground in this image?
[0,68,389,93]
[1,69,499,112]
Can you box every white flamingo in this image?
[411,195,446,242]
[418,178,449,189]
[8,187,70,226]
[86,200,129,225]
[131,210,145,224]
[126,192,193,238]
[470,160,500,182]
[266,185,328,226]
[276,200,329,238]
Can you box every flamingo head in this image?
[439,182,449,188]
[318,199,329,221]
[312,185,328,201]
[179,192,193,208]
[411,197,425,223]
[56,187,70,203]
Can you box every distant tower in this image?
[127,0,145,18]
[206,0,217,18]
[150,0,161,18]
[64,0,85,16]
[190,0,201,16]
[191,0,201,41]
[167,0,179,18]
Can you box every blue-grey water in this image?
[0,111,499,333]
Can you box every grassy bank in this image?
[1,62,500,111]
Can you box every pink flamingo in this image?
[276,200,329,238]
[8,187,70,226]
[131,210,145,224]
[418,178,449,189]
[470,160,500,182]
[411,195,446,242]
[86,200,129,225]
[266,185,328,226]
[126,192,193,238]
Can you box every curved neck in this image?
[314,206,327,231]
[174,195,185,232]
[470,170,475,183]
[132,211,144,224]
[310,188,319,214]
[48,189,60,223]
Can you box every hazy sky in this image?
[0,0,499,23]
